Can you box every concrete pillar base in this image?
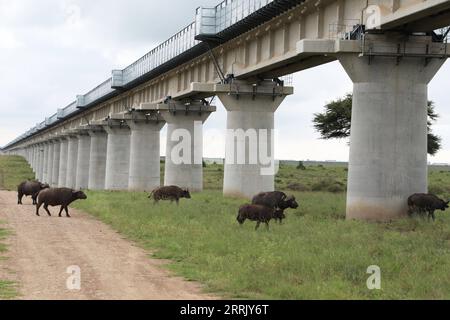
[217,81,291,199]
[88,129,108,190]
[75,133,91,190]
[159,102,215,192]
[104,125,131,191]
[51,141,61,187]
[128,121,165,192]
[58,138,69,187]
[339,36,446,221]
[66,135,79,189]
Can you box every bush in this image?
[287,183,310,192]
[429,185,448,196]
[312,179,346,193]
[296,161,306,170]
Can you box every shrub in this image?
[312,179,346,193]
[287,183,310,192]
[296,161,306,170]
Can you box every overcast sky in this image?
[1,0,449,163]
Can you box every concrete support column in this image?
[58,138,69,187]
[66,136,79,189]
[217,81,291,198]
[159,102,215,192]
[29,146,35,172]
[75,133,91,190]
[87,129,108,190]
[51,140,61,187]
[104,125,131,190]
[338,38,446,221]
[127,121,165,191]
[46,142,54,185]
[36,144,44,181]
[42,143,50,183]
[31,146,36,172]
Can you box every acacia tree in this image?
[313,94,442,155]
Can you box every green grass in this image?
[74,189,450,299]
[0,225,18,300]
[2,155,450,299]
[0,156,35,190]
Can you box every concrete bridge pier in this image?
[36,144,44,181]
[51,140,61,187]
[88,128,108,190]
[46,141,54,186]
[216,81,293,199]
[75,131,91,190]
[31,146,36,173]
[127,119,165,192]
[42,142,50,184]
[338,40,446,221]
[159,102,216,192]
[58,137,69,188]
[65,134,79,189]
[104,123,131,190]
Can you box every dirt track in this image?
[0,190,215,300]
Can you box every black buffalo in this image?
[17,180,50,205]
[237,204,285,230]
[407,193,449,221]
[252,191,299,222]
[36,188,87,217]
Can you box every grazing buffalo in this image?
[252,191,299,223]
[148,186,191,205]
[36,188,87,217]
[407,193,449,221]
[17,180,50,205]
[237,204,284,230]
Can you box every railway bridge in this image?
[3,0,450,220]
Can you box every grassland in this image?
[2,155,450,299]
[0,156,36,191]
[0,225,17,300]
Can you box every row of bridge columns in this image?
[14,82,287,199]
[6,35,448,221]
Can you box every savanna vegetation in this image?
[1,155,450,299]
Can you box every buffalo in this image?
[407,193,449,221]
[148,185,191,205]
[237,204,285,230]
[17,180,50,205]
[36,188,87,217]
[252,191,299,223]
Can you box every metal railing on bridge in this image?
[3,0,301,149]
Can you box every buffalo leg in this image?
[31,193,37,205]
[58,206,64,217]
[64,206,71,218]
[265,222,270,230]
[36,203,42,216]
[18,193,23,205]
[255,222,261,230]
[43,204,52,217]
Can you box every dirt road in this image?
[0,190,215,300]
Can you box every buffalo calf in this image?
[237,204,284,230]
[148,186,191,205]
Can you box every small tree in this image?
[297,161,306,170]
[313,95,442,156]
